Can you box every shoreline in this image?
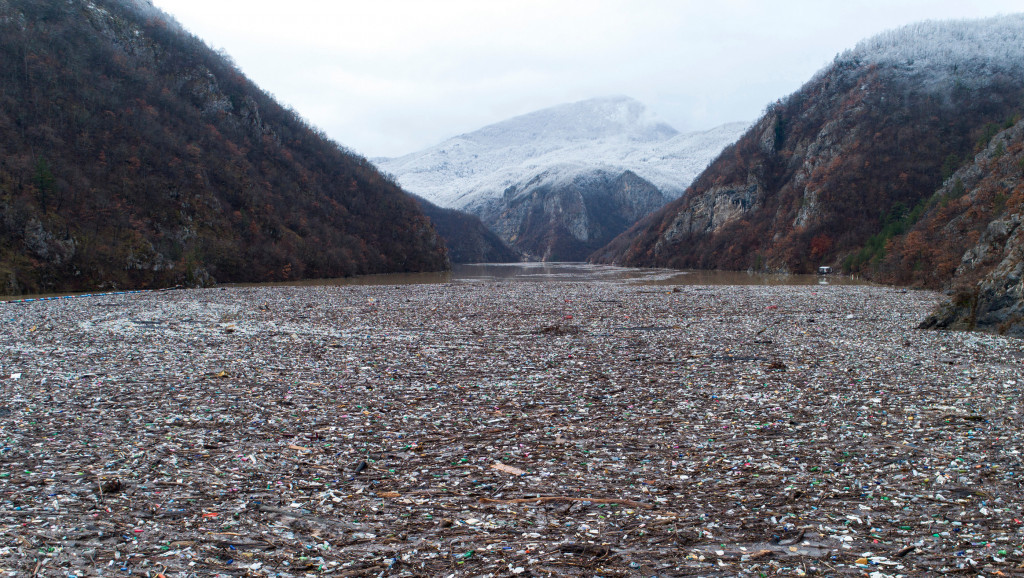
[0,262,877,304]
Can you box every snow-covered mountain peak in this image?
[376,97,746,210]
[468,96,678,145]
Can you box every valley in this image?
[2,2,1024,576]
[376,97,747,261]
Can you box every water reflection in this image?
[278,262,872,287]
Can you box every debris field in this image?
[1,279,1023,577]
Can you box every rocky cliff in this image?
[0,0,448,295]
[899,118,1024,336]
[476,169,666,261]
[376,97,746,261]
[592,16,1024,275]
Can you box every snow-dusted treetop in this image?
[836,13,1024,86]
[375,96,748,209]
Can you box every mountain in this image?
[0,0,448,295]
[886,117,1024,336]
[475,168,666,261]
[411,196,520,263]
[375,97,747,260]
[591,16,1024,276]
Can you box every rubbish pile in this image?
[1,280,1022,576]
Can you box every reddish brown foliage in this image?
[592,54,1024,276]
[0,0,448,294]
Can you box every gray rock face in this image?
[477,169,666,261]
[22,218,75,266]
[923,213,1024,336]
[919,118,1024,336]
[661,179,764,245]
[652,100,864,259]
[375,97,746,261]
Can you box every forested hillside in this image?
[0,0,448,295]
[592,16,1024,277]
[411,196,520,263]
[886,118,1024,335]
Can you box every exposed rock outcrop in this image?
[592,16,1024,275]
[376,97,746,261]
[921,216,1024,336]
[913,119,1024,336]
[476,169,666,261]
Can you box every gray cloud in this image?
[152,0,1024,157]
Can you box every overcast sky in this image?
[150,0,1023,158]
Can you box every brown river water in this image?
[1,263,870,302]
[273,262,872,288]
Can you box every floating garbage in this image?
[0,281,1021,575]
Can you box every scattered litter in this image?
[0,280,1021,575]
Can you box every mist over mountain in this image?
[0,0,448,294]
[376,97,747,260]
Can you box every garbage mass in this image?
[1,279,1022,576]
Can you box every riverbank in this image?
[1,281,1021,576]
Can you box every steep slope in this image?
[411,196,520,263]
[887,118,1024,336]
[592,16,1024,273]
[872,117,1024,290]
[376,97,747,260]
[474,169,666,261]
[0,0,448,295]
